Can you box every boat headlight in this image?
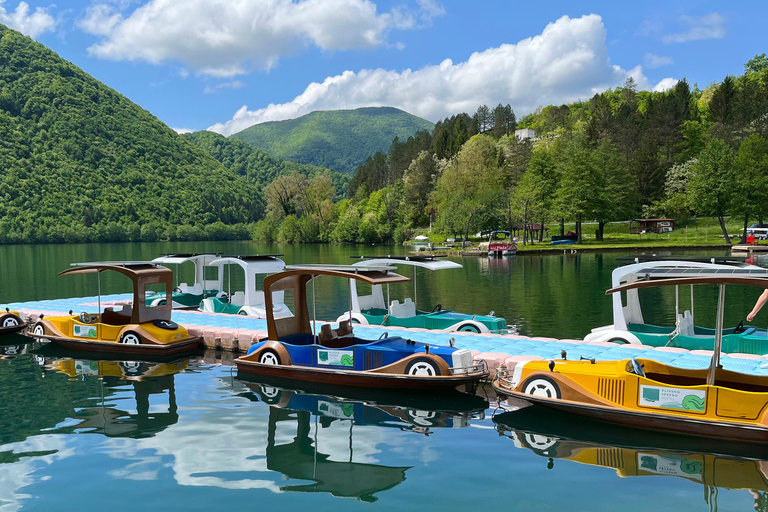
[510,362,527,389]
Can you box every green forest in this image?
[230,107,434,175]
[254,56,768,245]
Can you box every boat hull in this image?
[33,333,201,357]
[0,322,28,336]
[494,385,768,444]
[237,359,488,390]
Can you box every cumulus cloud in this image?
[210,14,673,136]
[653,77,679,92]
[644,53,673,68]
[79,0,445,77]
[0,0,57,37]
[172,127,194,134]
[663,12,725,44]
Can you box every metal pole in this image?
[413,266,417,309]
[690,285,694,320]
[97,271,101,321]
[675,285,679,318]
[312,276,317,342]
[707,284,726,386]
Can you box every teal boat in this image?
[584,256,768,354]
[336,256,509,334]
[147,254,224,309]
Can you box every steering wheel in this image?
[630,357,646,378]
[79,311,91,324]
[173,287,181,293]
[378,332,389,340]
[735,319,745,334]
[431,304,442,313]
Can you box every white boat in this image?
[198,255,293,319]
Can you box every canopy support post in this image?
[707,284,726,386]
[675,285,679,318]
[97,271,101,321]
[312,276,317,343]
[690,285,694,322]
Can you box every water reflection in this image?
[237,380,489,501]
[242,380,489,433]
[494,402,768,511]
[35,352,188,438]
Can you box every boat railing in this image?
[451,359,488,375]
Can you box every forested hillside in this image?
[183,131,349,196]
[0,23,263,244]
[253,58,768,245]
[230,107,435,174]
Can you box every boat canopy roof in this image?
[264,267,409,340]
[616,255,748,265]
[350,255,462,271]
[607,271,768,295]
[210,255,285,274]
[59,262,173,323]
[60,262,171,278]
[152,253,220,265]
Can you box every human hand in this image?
[748,312,756,322]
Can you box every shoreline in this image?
[410,242,735,256]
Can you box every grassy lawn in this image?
[410,217,750,250]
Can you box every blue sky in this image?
[4,0,765,135]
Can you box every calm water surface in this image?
[1,242,768,511]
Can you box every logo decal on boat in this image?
[73,324,97,338]
[317,349,354,367]
[639,385,706,412]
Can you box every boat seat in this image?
[178,283,203,295]
[677,310,695,337]
[389,298,416,318]
[230,291,245,307]
[102,305,132,325]
[319,324,337,344]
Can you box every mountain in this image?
[183,131,349,196]
[0,24,264,244]
[229,107,435,175]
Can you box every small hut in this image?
[629,219,675,234]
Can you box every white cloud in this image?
[0,0,57,38]
[203,80,246,94]
[210,14,672,136]
[644,53,673,68]
[172,127,194,134]
[80,0,445,77]
[663,12,725,44]
[653,77,679,92]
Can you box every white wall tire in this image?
[258,349,281,365]
[405,358,441,376]
[120,332,142,345]
[33,323,46,336]
[522,376,561,399]
[2,315,20,327]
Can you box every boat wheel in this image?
[120,332,142,345]
[258,349,281,365]
[457,323,481,333]
[259,385,283,404]
[522,376,561,399]
[405,357,441,376]
[522,433,559,454]
[33,323,46,336]
[1,315,20,327]
[120,361,143,375]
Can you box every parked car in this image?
[746,223,768,240]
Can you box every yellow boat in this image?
[494,273,768,443]
[1,308,28,335]
[29,262,201,356]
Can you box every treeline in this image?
[256,55,768,245]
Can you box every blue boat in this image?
[235,265,488,390]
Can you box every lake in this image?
[1,242,766,511]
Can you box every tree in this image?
[686,138,736,243]
[554,135,601,243]
[745,53,768,74]
[732,134,768,241]
[431,135,504,241]
[474,105,491,133]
